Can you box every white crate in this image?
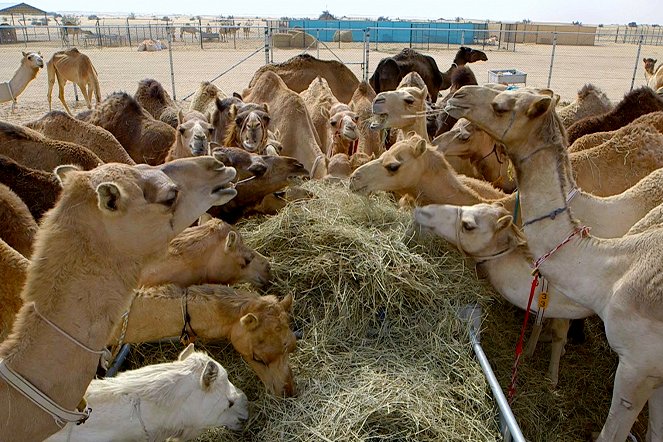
[488,69,527,85]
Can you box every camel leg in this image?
[595,362,656,442]
[57,79,72,115]
[80,82,92,109]
[47,76,55,111]
[524,322,543,358]
[547,318,570,388]
[647,385,663,442]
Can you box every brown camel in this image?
[569,110,663,153]
[223,102,278,155]
[247,53,359,103]
[165,110,214,161]
[556,84,613,128]
[47,48,101,115]
[189,81,226,117]
[85,92,176,165]
[0,155,62,222]
[432,65,480,137]
[0,183,37,258]
[209,95,244,145]
[112,284,296,397]
[0,121,102,172]
[134,78,180,127]
[644,57,663,91]
[242,71,327,178]
[0,155,238,441]
[139,218,271,288]
[26,111,135,165]
[322,152,374,181]
[0,239,28,341]
[349,80,384,158]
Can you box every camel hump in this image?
[0,121,33,141]
[578,84,602,99]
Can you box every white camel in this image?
[0,51,44,112]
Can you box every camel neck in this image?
[402,118,429,143]
[9,64,39,98]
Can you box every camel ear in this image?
[232,91,242,99]
[200,360,219,390]
[496,215,513,231]
[96,182,122,212]
[412,137,427,157]
[177,109,184,124]
[224,231,239,251]
[280,293,293,313]
[21,51,27,57]
[240,313,260,331]
[198,213,213,225]
[261,103,269,113]
[178,342,196,361]
[54,164,80,186]
[526,96,553,118]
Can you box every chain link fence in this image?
[0,23,661,119]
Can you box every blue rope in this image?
[512,190,520,224]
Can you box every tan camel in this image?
[111,284,296,396]
[85,92,176,165]
[139,218,270,288]
[556,84,613,128]
[134,78,179,127]
[569,111,663,153]
[350,134,663,239]
[415,203,594,386]
[223,102,279,155]
[0,155,237,441]
[47,48,101,115]
[371,85,429,142]
[0,121,102,172]
[349,80,385,158]
[0,239,28,341]
[0,183,37,258]
[644,57,663,91]
[189,81,226,117]
[247,53,359,103]
[446,84,663,441]
[26,111,135,165]
[165,110,214,161]
[0,51,43,112]
[242,71,327,178]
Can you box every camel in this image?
[84,92,176,165]
[112,284,297,397]
[371,85,429,142]
[26,111,135,165]
[0,155,62,222]
[165,110,214,161]
[47,48,101,115]
[242,71,328,178]
[349,80,384,158]
[644,58,663,91]
[134,78,179,127]
[569,111,663,153]
[247,54,359,103]
[556,84,613,128]
[350,134,663,239]
[369,47,487,102]
[414,203,593,386]
[432,65,480,137]
[180,26,198,41]
[322,152,375,181]
[0,156,238,441]
[136,38,166,51]
[189,81,226,117]
[0,239,28,341]
[139,218,271,288]
[0,183,37,258]
[223,102,279,155]
[0,121,102,172]
[209,95,244,145]
[446,84,663,441]
[0,51,44,112]
[566,86,663,144]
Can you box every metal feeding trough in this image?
[488,69,528,85]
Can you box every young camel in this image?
[111,284,297,397]
[349,80,385,158]
[0,51,44,112]
[139,218,271,288]
[349,134,663,239]
[445,84,663,442]
[0,183,38,258]
[0,156,238,441]
[165,110,214,161]
[414,202,594,386]
[47,48,101,115]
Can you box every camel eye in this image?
[208,127,215,134]
[462,220,476,231]
[404,97,415,104]
[178,127,185,135]
[252,354,266,365]
[330,119,338,127]
[386,163,400,172]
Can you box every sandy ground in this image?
[0,35,660,123]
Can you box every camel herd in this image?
[1,45,663,441]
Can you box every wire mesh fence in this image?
[0,23,661,120]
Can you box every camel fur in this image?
[165,110,214,161]
[445,84,663,441]
[0,121,102,171]
[0,51,43,112]
[556,84,613,128]
[26,111,135,164]
[0,156,238,441]
[569,110,663,153]
[85,92,176,165]
[112,284,297,397]
[0,183,37,258]
[189,81,226,117]
[134,78,179,128]
[47,48,101,115]
[0,239,28,341]
[209,95,244,145]
[139,218,271,288]
[248,53,359,103]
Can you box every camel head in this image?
[453,46,488,66]
[229,293,297,397]
[324,153,352,181]
[643,58,658,75]
[234,154,309,196]
[329,103,360,144]
[226,103,271,153]
[211,96,244,145]
[371,86,427,130]
[445,85,562,161]
[349,134,435,194]
[21,51,44,69]
[414,202,525,257]
[177,110,214,157]
[211,145,269,180]
[433,118,496,161]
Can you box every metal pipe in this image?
[168,39,176,100]
[363,29,370,82]
[630,34,644,92]
[547,33,557,89]
[105,344,131,378]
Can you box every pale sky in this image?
[13,0,663,25]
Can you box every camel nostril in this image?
[228,399,235,407]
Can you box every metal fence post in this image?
[631,34,644,91]
[363,29,370,82]
[198,18,203,50]
[168,38,176,100]
[546,33,557,89]
[264,26,270,65]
